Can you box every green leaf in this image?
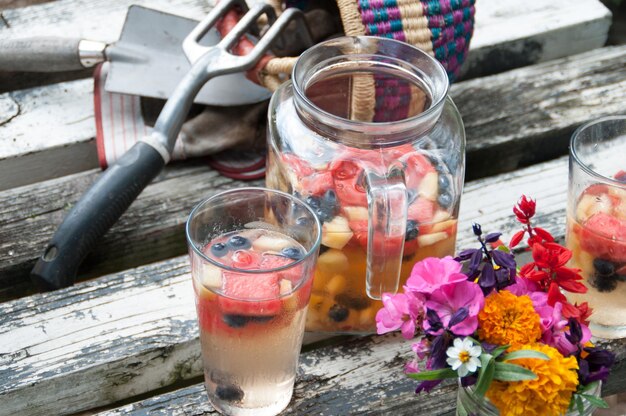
[407,368,458,381]
[490,345,510,359]
[493,362,537,381]
[502,350,549,361]
[580,381,600,394]
[576,394,585,415]
[496,245,511,253]
[580,394,610,409]
[474,354,496,398]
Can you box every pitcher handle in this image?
[363,162,408,300]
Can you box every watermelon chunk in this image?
[219,271,282,316]
[580,213,626,261]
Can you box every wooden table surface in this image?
[1,1,625,415]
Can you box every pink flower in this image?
[507,276,541,296]
[405,256,467,295]
[423,281,485,336]
[540,302,592,355]
[375,291,423,339]
[412,338,431,360]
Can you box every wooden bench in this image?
[1,0,624,415]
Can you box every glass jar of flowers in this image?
[375,196,615,416]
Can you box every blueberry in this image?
[405,220,419,241]
[222,314,249,328]
[227,235,251,250]
[590,274,617,293]
[305,195,321,209]
[593,258,615,276]
[437,192,453,209]
[335,293,371,311]
[322,189,339,214]
[328,304,349,322]
[249,315,275,323]
[281,246,304,260]
[438,174,450,192]
[315,206,334,223]
[210,242,229,258]
[215,384,244,402]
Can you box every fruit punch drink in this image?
[565,116,626,339]
[267,147,458,333]
[266,37,465,334]
[187,188,321,415]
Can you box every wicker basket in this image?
[258,0,476,90]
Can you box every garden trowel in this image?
[0,5,270,105]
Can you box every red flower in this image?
[513,195,536,224]
[520,241,587,306]
[562,302,592,326]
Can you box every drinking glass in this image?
[566,115,626,339]
[186,187,321,415]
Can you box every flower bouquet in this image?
[376,196,615,416]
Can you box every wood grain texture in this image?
[462,0,612,78]
[2,45,625,191]
[0,160,262,301]
[454,45,626,180]
[98,334,626,416]
[0,155,598,416]
[0,0,610,86]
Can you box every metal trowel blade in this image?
[104,5,271,106]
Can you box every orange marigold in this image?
[477,290,541,346]
[486,343,579,416]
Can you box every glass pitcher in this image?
[266,36,465,333]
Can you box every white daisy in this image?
[446,337,482,377]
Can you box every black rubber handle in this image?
[31,142,166,290]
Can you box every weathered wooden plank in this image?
[462,0,612,78]
[0,0,610,89]
[0,79,97,191]
[0,0,208,41]
[2,45,624,192]
[454,45,626,180]
[98,335,626,416]
[0,155,590,416]
[0,160,262,301]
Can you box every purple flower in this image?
[540,302,592,355]
[578,347,615,384]
[375,291,423,339]
[423,281,485,336]
[405,256,467,295]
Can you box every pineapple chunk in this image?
[343,206,369,221]
[432,219,456,233]
[317,249,349,275]
[252,234,292,252]
[359,307,377,326]
[577,194,611,222]
[322,216,354,249]
[418,172,439,201]
[279,278,293,295]
[431,209,451,224]
[199,262,222,289]
[417,231,448,247]
[325,274,347,296]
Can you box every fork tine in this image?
[240,8,312,67]
[182,0,248,63]
[219,3,276,51]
